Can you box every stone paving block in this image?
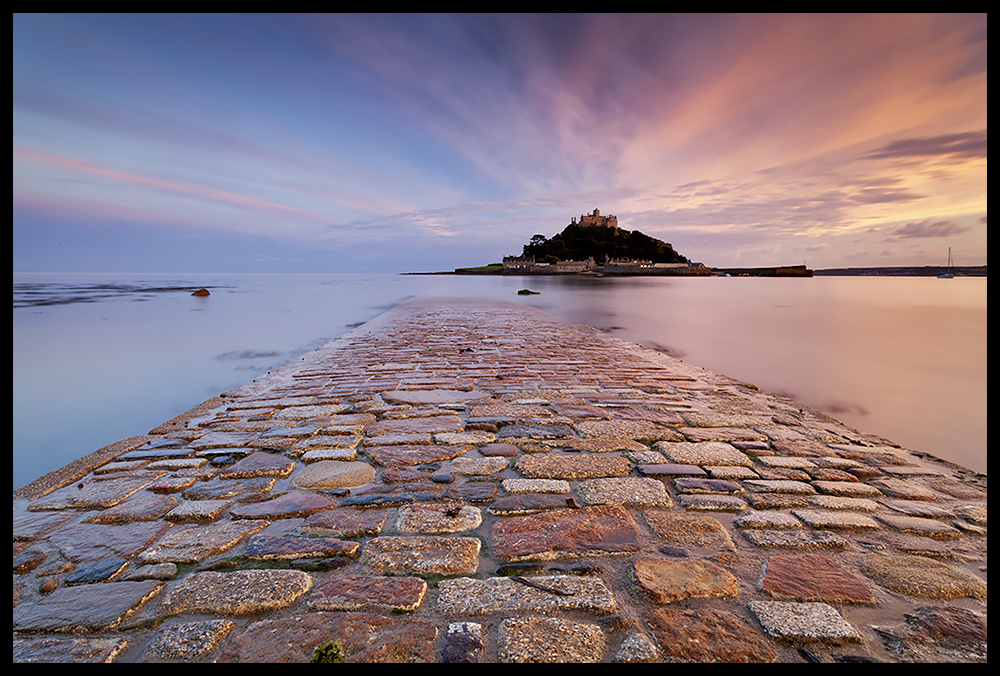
[515,453,631,479]
[437,575,616,615]
[643,607,777,662]
[394,503,482,533]
[244,533,359,559]
[643,510,736,550]
[858,554,987,599]
[748,601,863,644]
[760,554,875,603]
[27,474,166,512]
[497,617,606,663]
[13,580,164,633]
[741,529,849,550]
[308,575,427,612]
[163,569,313,615]
[13,635,130,663]
[577,477,672,507]
[145,620,236,661]
[633,558,740,603]
[654,441,752,467]
[791,509,881,531]
[491,505,644,562]
[137,520,269,564]
[359,536,481,575]
[219,452,295,479]
[217,611,438,662]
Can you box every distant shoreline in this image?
[404,265,987,277]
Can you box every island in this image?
[445,209,813,277]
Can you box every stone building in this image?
[572,208,619,229]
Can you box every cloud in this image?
[890,218,972,239]
[865,130,987,161]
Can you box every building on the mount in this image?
[572,208,619,229]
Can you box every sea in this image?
[12,271,987,489]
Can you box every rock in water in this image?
[192,288,210,297]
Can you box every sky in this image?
[13,13,987,273]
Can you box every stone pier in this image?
[13,299,987,662]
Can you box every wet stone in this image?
[48,521,172,562]
[394,503,483,533]
[744,479,815,494]
[182,476,275,501]
[13,580,164,633]
[643,608,777,662]
[367,444,472,466]
[858,554,987,599]
[498,617,606,663]
[633,558,740,603]
[123,562,177,580]
[166,499,232,522]
[655,441,752,467]
[733,510,803,529]
[549,438,650,453]
[499,423,575,439]
[744,493,810,510]
[13,635,130,663]
[741,529,849,550]
[244,533,359,559]
[360,536,481,575]
[643,511,736,550]
[163,569,314,615]
[82,493,181,524]
[437,575,616,615]
[488,493,582,515]
[27,474,165,512]
[300,508,387,537]
[873,605,987,662]
[760,554,875,603]
[480,442,519,457]
[749,601,863,644]
[367,415,464,436]
[792,509,881,531]
[814,480,883,498]
[576,419,682,441]
[876,513,963,539]
[217,611,438,663]
[516,453,631,480]
[219,452,296,479]
[447,480,499,503]
[452,456,508,475]
[871,478,940,500]
[289,460,375,489]
[137,520,270,564]
[675,477,744,494]
[490,505,643,562]
[577,477,672,507]
[502,478,570,494]
[638,463,707,477]
[809,495,879,511]
[308,575,427,612]
[64,558,128,585]
[145,620,236,661]
[677,494,747,511]
[229,490,336,519]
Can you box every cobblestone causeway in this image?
[13,299,987,662]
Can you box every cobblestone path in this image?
[13,299,987,662]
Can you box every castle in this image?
[572,208,618,229]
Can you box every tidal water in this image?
[13,272,987,489]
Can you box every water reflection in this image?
[12,272,987,488]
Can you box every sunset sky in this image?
[13,13,987,273]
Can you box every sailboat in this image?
[938,248,955,278]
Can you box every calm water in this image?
[12,272,986,488]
